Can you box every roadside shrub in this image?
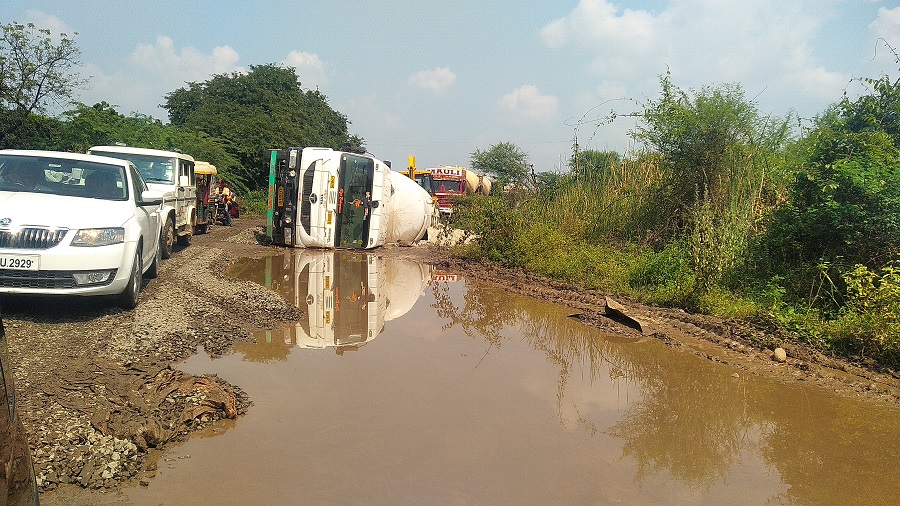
[450,194,527,267]
[696,286,759,320]
[241,189,268,216]
[626,241,696,306]
[826,263,900,367]
[760,126,900,272]
[689,196,753,293]
[633,73,790,243]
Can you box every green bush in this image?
[826,263,900,367]
[762,126,900,271]
[626,241,696,305]
[240,189,269,216]
[450,194,526,267]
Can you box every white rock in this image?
[773,348,787,363]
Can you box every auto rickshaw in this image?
[194,160,217,234]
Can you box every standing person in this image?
[213,179,233,226]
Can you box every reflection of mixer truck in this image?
[269,249,432,352]
[428,165,492,217]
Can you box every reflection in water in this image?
[222,254,900,504]
[230,250,432,358]
[430,279,900,504]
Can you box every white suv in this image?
[88,145,197,259]
[0,150,163,308]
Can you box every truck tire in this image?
[161,218,175,259]
[177,212,194,247]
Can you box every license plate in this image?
[0,254,39,270]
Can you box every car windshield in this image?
[0,154,128,201]
[92,152,175,184]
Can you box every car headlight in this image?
[71,227,125,247]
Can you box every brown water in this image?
[51,250,900,505]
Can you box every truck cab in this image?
[429,165,468,217]
[88,145,197,258]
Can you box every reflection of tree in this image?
[755,393,900,505]
[431,279,751,490]
[432,279,900,501]
[232,332,292,363]
[607,364,750,489]
[431,278,638,420]
[431,280,508,351]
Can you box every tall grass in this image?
[451,75,899,369]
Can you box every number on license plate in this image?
[0,255,39,270]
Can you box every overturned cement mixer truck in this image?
[267,146,436,249]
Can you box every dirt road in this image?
[3,216,898,496]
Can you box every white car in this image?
[0,150,163,308]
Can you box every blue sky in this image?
[3,1,899,172]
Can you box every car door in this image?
[129,164,160,265]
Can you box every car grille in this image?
[0,269,117,289]
[0,228,68,249]
[300,165,316,234]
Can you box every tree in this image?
[163,64,359,188]
[570,149,620,177]
[841,73,900,147]
[469,142,532,190]
[0,22,82,147]
[58,101,245,189]
[762,108,900,272]
[634,73,789,236]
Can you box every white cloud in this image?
[497,85,559,121]
[871,7,900,48]
[539,0,657,54]
[77,36,243,118]
[408,67,457,94]
[284,50,327,89]
[129,36,239,82]
[24,10,74,38]
[540,0,847,113]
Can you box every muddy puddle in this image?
[59,250,900,504]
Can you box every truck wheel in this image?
[116,250,142,309]
[177,212,194,246]
[161,218,175,259]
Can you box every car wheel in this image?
[117,250,142,309]
[161,218,175,259]
[146,241,160,279]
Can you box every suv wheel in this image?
[161,218,175,259]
